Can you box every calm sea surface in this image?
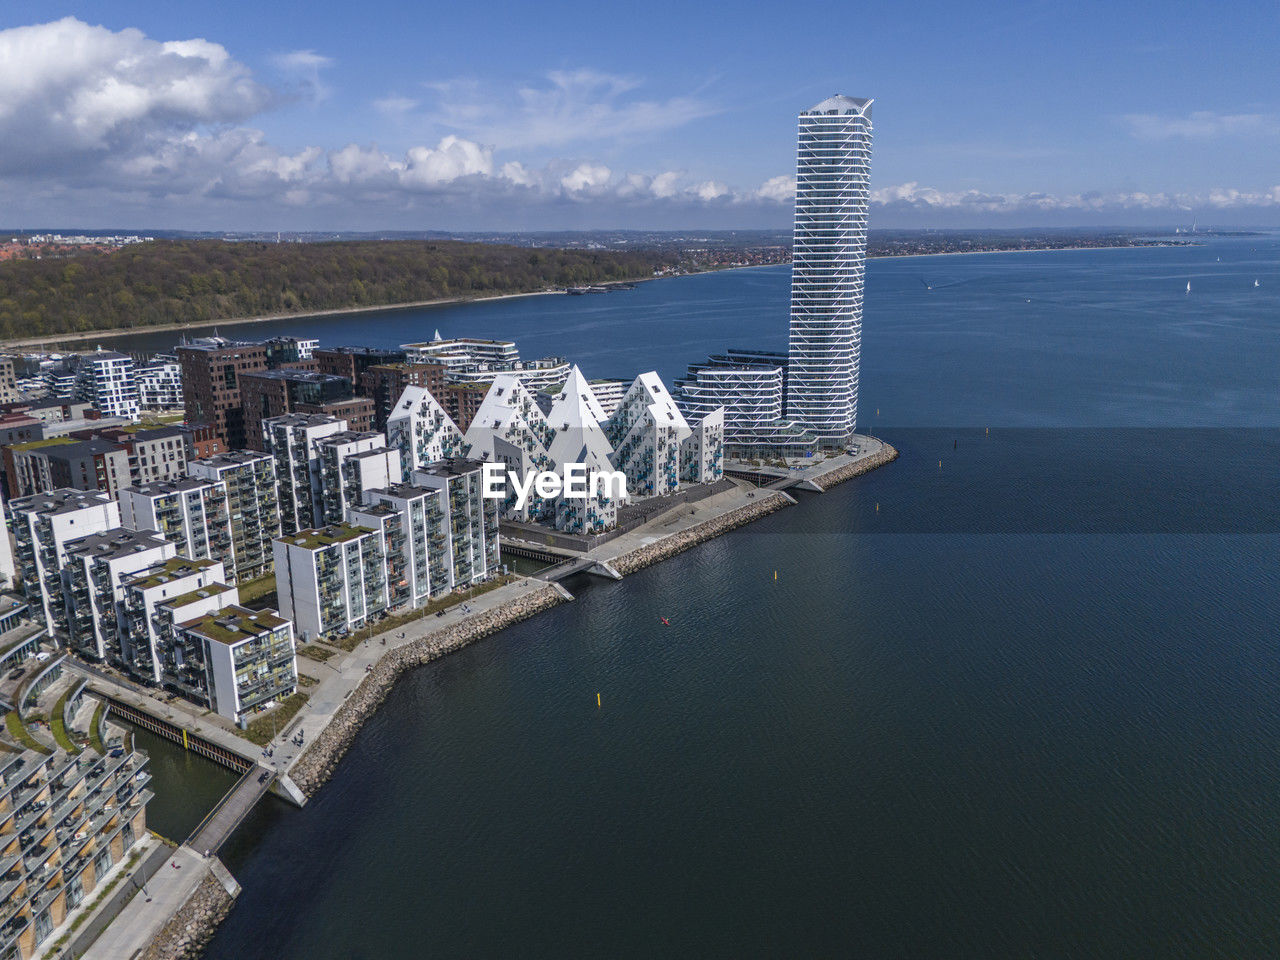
[135,237,1280,958]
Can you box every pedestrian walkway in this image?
[80,845,209,960]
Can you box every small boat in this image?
[1254,279,1260,287]
[1186,281,1192,294]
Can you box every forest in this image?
[0,239,681,340]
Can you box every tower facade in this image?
[786,95,873,442]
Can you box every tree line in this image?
[0,240,682,340]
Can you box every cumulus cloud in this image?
[1123,111,1280,140]
[870,181,1280,213]
[0,17,269,174]
[273,49,334,103]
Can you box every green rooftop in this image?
[161,582,235,610]
[180,604,288,646]
[10,436,76,451]
[126,556,219,591]
[282,523,374,551]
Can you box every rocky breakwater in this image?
[811,442,899,491]
[139,871,233,960]
[290,583,567,797]
[610,490,793,576]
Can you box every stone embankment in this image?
[290,583,567,796]
[610,491,793,576]
[138,872,233,960]
[810,442,899,491]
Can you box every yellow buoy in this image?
[597,693,601,708]
[774,570,777,581]
[876,502,879,512]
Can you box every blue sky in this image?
[2,0,1279,230]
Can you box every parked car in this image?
[35,652,51,662]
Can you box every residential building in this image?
[9,400,93,424]
[462,375,557,522]
[385,386,465,473]
[188,451,280,581]
[262,336,318,367]
[350,484,451,609]
[84,425,188,485]
[9,489,120,626]
[177,422,224,460]
[412,459,500,589]
[313,346,407,384]
[0,412,43,447]
[0,743,152,960]
[176,339,269,449]
[169,605,298,724]
[263,414,349,535]
[239,369,353,448]
[360,361,446,431]
[305,396,375,435]
[675,349,817,457]
[544,367,624,533]
[604,372,691,499]
[401,334,570,392]
[119,557,229,682]
[273,523,388,641]
[681,408,725,484]
[315,431,401,525]
[62,529,176,660]
[118,478,235,579]
[402,335,519,367]
[134,360,183,410]
[439,382,487,432]
[4,438,130,499]
[0,356,19,403]
[73,350,139,420]
[786,95,874,442]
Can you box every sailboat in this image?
[1186,281,1192,294]
[1254,279,1260,288]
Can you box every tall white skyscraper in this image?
[786,95,873,442]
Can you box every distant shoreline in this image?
[0,241,1197,350]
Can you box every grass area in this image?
[51,691,81,754]
[297,674,317,688]
[236,572,278,605]
[89,702,106,754]
[327,575,518,652]
[298,643,336,662]
[240,692,309,746]
[5,709,51,754]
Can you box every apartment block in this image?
[315,432,401,526]
[263,414,349,535]
[119,557,229,682]
[273,523,388,641]
[313,346,407,384]
[84,425,188,486]
[118,478,235,580]
[412,459,500,589]
[9,489,120,627]
[187,450,281,580]
[360,361,446,431]
[4,438,130,499]
[239,369,353,448]
[349,484,450,609]
[169,605,297,724]
[0,743,151,959]
[134,361,183,410]
[73,350,139,420]
[385,386,465,473]
[63,529,176,660]
[604,372,691,499]
[176,340,268,449]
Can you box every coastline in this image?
[0,242,1181,350]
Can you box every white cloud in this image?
[373,95,418,116]
[1123,110,1280,140]
[694,180,729,201]
[560,163,612,193]
[870,181,1280,213]
[273,49,333,103]
[756,175,795,202]
[0,17,269,174]
[425,69,718,149]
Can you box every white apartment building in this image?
[170,605,298,724]
[604,372,692,499]
[385,385,465,472]
[119,557,229,682]
[9,488,121,627]
[316,431,402,525]
[273,523,389,641]
[411,459,500,589]
[62,529,176,660]
[118,478,236,581]
[73,350,140,419]
[188,450,281,580]
[264,413,349,535]
[135,361,183,410]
